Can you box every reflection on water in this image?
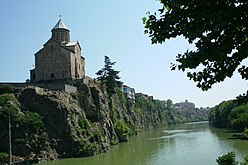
[37,122,248,165]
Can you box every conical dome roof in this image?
[52,19,69,30]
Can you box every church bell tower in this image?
[51,19,70,43]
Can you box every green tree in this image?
[96,56,122,96]
[166,99,173,108]
[20,111,44,133]
[209,100,237,128]
[228,103,248,131]
[216,152,238,165]
[143,1,248,97]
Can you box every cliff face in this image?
[0,82,209,164]
[17,82,118,161]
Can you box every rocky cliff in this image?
[0,82,209,164]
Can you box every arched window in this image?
[50,73,54,78]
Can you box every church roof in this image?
[52,19,69,30]
[66,41,82,50]
[66,41,77,46]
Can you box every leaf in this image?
[142,17,147,24]
[165,4,171,11]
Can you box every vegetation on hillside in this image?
[134,96,209,126]
[0,84,14,95]
[114,120,130,142]
[0,92,50,164]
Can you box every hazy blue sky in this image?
[0,0,247,107]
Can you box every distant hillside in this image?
[0,82,209,164]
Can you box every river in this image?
[37,122,248,165]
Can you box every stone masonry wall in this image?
[69,43,85,79]
[35,40,71,82]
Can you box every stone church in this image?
[30,19,85,82]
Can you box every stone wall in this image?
[51,28,70,43]
[69,43,85,79]
[64,84,77,92]
[35,40,71,82]
[1,82,77,93]
[33,83,77,92]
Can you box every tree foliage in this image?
[209,100,248,132]
[209,100,237,128]
[0,96,44,135]
[216,152,248,165]
[96,56,122,96]
[0,94,46,156]
[229,104,248,131]
[216,152,238,165]
[143,0,248,94]
[114,120,130,142]
[20,111,44,133]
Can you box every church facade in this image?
[30,19,85,82]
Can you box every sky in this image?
[0,0,247,108]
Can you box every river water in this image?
[38,122,248,165]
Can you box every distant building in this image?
[174,100,195,109]
[135,92,149,100]
[148,96,153,100]
[30,19,85,82]
[122,85,135,101]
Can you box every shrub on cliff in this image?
[0,94,48,157]
[92,130,103,142]
[20,111,44,133]
[76,138,99,157]
[0,84,14,95]
[114,120,130,142]
[0,95,22,130]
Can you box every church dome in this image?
[51,19,70,43]
[52,19,69,30]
